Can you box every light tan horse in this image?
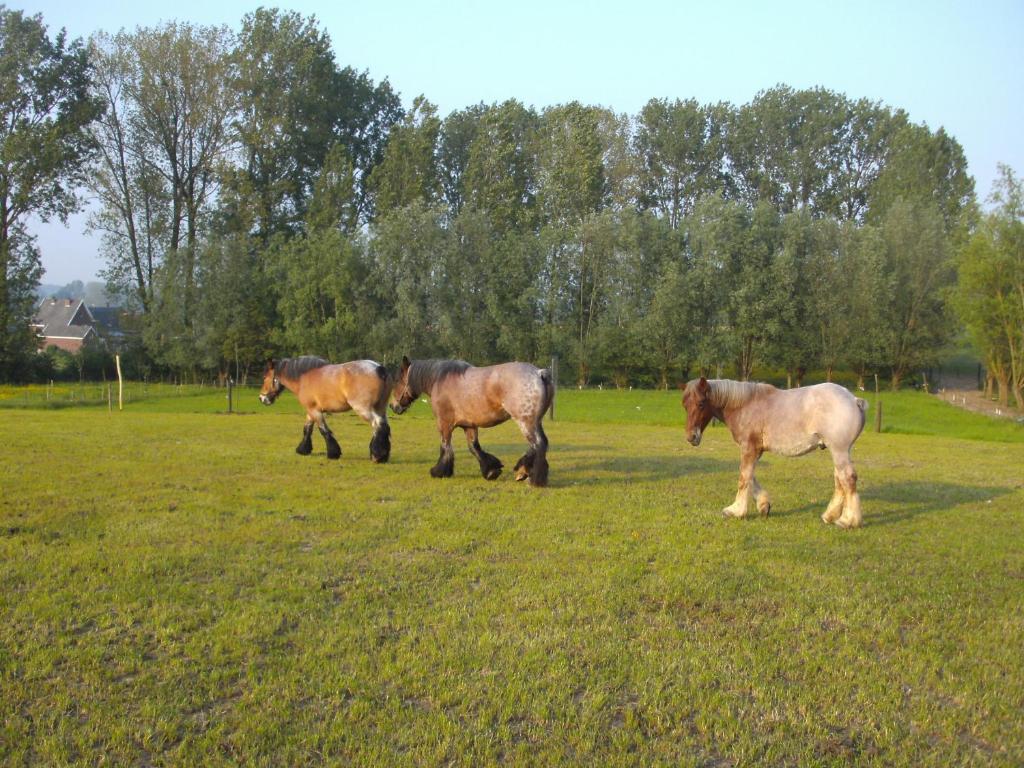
[682,378,868,528]
[389,357,555,486]
[259,357,391,463]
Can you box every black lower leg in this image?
[319,424,341,459]
[430,443,455,478]
[472,438,503,480]
[296,422,314,455]
[528,425,549,487]
[513,448,535,480]
[369,420,391,463]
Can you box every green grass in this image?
[2,388,1023,765]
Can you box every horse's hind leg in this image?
[352,402,390,463]
[317,413,341,460]
[827,444,860,528]
[369,411,391,464]
[465,427,502,480]
[513,419,549,487]
[296,418,314,456]
[834,452,862,529]
[822,469,845,524]
[430,422,455,478]
[752,474,771,517]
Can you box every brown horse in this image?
[389,357,555,486]
[259,357,391,463]
[682,378,868,528]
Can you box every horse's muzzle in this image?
[259,394,275,406]
[389,402,406,415]
[687,430,702,447]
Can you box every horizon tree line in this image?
[1,8,1021,404]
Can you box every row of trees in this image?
[1,8,1018,402]
[954,166,1024,406]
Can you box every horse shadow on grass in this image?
[777,481,1017,526]
[546,452,735,488]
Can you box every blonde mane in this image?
[686,379,776,409]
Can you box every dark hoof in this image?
[760,504,771,517]
[326,446,341,460]
[371,452,390,464]
[480,454,503,481]
[430,465,453,478]
[514,466,529,481]
[296,442,313,456]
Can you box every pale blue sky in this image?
[16,0,1024,284]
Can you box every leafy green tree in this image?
[727,86,846,215]
[954,165,1024,406]
[839,224,891,388]
[868,123,975,243]
[229,9,401,237]
[463,100,539,235]
[368,96,442,216]
[365,200,452,362]
[537,102,606,227]
[88,30,167,312]
[438,104,486,215]
[230,9,339,239]
[833,99,906,222]
[0,9,102,379]
[634,98,728,227]
[876,199,955,388]
[767,212,831,385]
[196,233,275,382]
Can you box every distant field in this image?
[1,387,1023,765]
[4,381,1022,441]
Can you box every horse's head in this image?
[682,377,714,447]
[389,356,417,414]
[259,359,284,405]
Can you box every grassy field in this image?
[1,387,1023,765]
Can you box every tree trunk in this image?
[996,372,1010,407]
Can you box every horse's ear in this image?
[401,355,410,370]
[698,376,709,393]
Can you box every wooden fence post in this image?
[874,373,882,433]
[115,354,123,411]
[227,378,233,414]
[550,356,557,421]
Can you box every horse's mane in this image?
[408,359,471,394]
[278,356,329,379]
[685,379,776,409]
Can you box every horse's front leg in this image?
[465,426,503,480]
[296,417,315,455]
[430,421,455,478]
[317,413,341,460]
[723,445,758,518]
[832,450,862,529]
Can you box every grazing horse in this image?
[259,357,391,463]
[389,357,555,486]
[682,378,868,528]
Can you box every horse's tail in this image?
[539,368,555,419]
